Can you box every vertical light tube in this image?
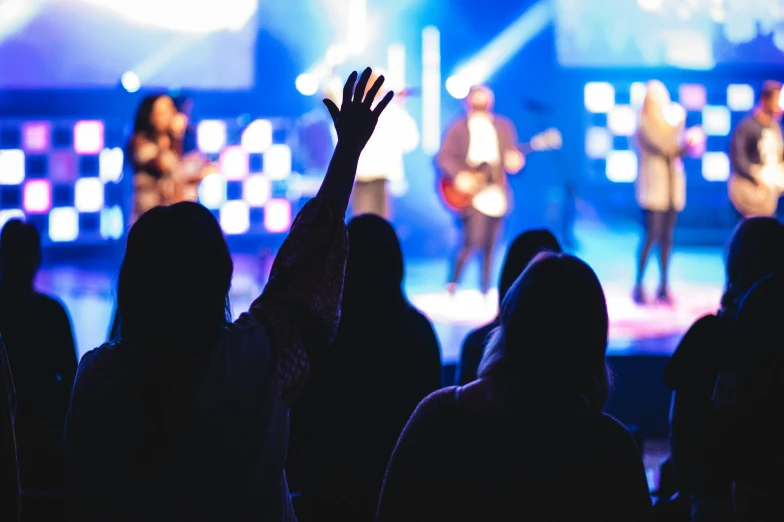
[422,26,441,154]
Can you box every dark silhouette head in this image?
[343,214,405,308]
[115,202,233,347]
[721,217,784,314]
[479,252,610,412]
[133,94,176,137]
[497,229,562,307]
[0,219,41,293]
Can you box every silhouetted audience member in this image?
[377,253,653,521]
[455,229,561,385]
[0,220,77,496]
[288,214,441,522]
[663,217,784,520]
[64,68,394,521]
[1,335,20,522]
[712,273,784,521]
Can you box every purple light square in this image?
[22,122,51,153]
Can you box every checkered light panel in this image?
[584,82,757,184]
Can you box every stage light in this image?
[636,0,663,12]
[702,106,731,136]
[23,179,51,214]
[679,84,707,111]
[219,146,249,181]
[99,147,124,183]
[607,105,637,136]
[197,120,227,154]
[121,71,141,93]
[0,149,25,184]
[0,209,24,231]
[630,82,647,109]
[346,0,367,55]
[243,175,271,207]
[241,119,273,153]
[73,121,104,154]
[606,150,638,182]
[422,26,441,154]
[198,173,226,209]
[74,178,104,212]
[295,73,319,96]
[702,152,730,181]
[100,206,124,239]
[727,84,754,111]
[264,199,292,233]
[264,145,292,180]
[584,82,615,113]
[445,76,470,100]
[220,200,250,235]
[49,207,79,242]
[585,127,613,159]
[22,122,51,153]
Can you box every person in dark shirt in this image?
[1,335,20,522]
[0,220,77,513]
[728,80,784,218]
[288,214,442,522]
[455,229,561,385]
[663,217,784,520]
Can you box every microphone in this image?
[521,99,551,113]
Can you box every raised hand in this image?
[323,68,394,152]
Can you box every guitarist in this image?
[729,80,784,219]
[437,85,524,296]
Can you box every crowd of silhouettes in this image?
[2,68,784,521]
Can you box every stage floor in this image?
[38,220,725,363]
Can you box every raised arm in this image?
[244,68,394,404]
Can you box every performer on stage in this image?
[633,80,694,305]
[437,85,525,296]
[728,81,784,219]
[129,95,211,222]
[326,70,419,219]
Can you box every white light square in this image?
[630,82,647,109]
[264,144,292,180]
[49,207,79,242]
[243,175,271,207]
[219,146,249,180]
[584,82,615,113]
[198,173,226,209]
[702,106,731,136]
[23,179,51,214]
[702,152,730,181]
[0,209,25,230]
[219,200,250,235]
[73,121,104,154]
[264,198,292,233]
[100,206,125,239]
[607,105,637,136]
[606,150,638,182]
[74,178,104,212]
[727,84,755,112]
[0,149,25,184]
[585,127,613,159]
[99,147,125,183]
[241,119,273,153]
[197,120,227,154]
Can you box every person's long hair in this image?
[479,253,610,412]
[113,202,232,457]
[641,80,674,133]
[133,94,167,138]
[720,217,784,317]
[496,229,562,310]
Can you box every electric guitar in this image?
[728,163,784,218]
[438,128,562,217]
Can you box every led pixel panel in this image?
[241,119,273,153]
[585,127,613,159]
[702,106,731,136]
[264,198,292,233]
[702,152,730,181]
[264,144,292,180]
[100,206,124,239]
[74,178,104,212]
[23,179,51,214]
[197,120,227,154]
[606,150,637,182]
[584,82,615,113]
[0,209,24,230]
[678,84,707,111]
[727,84,755,112]
[607,105,637,136]
[73,120,104,154]
[49,207,79,242]
[0,149,25,184]
[220,200,250,235]
[219,146,249,181]
[243,174,271,207]
[99,147,124,183]
[199,172,227,209]
[22,122,51,153]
